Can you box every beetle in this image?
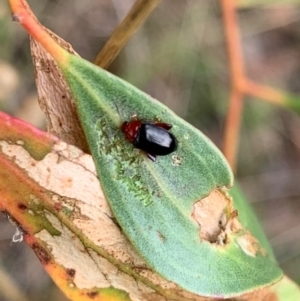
[121,119,177,161]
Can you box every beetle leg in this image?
[155,122,172,131]
[147,153,156,162]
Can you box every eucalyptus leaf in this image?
[60,55,282,297]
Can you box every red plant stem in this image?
[9,0,67,65]
[220,0,246,172]
[242,79,286,105]
[223,90,244,172]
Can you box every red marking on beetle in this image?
[121,120,141,142]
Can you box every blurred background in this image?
[1,0,300,300]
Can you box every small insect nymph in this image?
[121,118,177,162]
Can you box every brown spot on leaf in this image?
[66,268,76,278]
[54,202,62,212]
[12,14,21,22]
[87,291,99,299]
[157,231,166,242]
[18,203,27,210]
[32,243,51,265]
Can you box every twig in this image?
[220,0,246,171]
[95,0,162,68]
[242,79,286,106]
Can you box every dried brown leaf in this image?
[30,30,89,153]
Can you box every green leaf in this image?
[59,54,282,297]
[273,276,300,301]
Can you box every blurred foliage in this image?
[1,0,300,300]
[238,0,300,7]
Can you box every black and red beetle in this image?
[121,119,177,161]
